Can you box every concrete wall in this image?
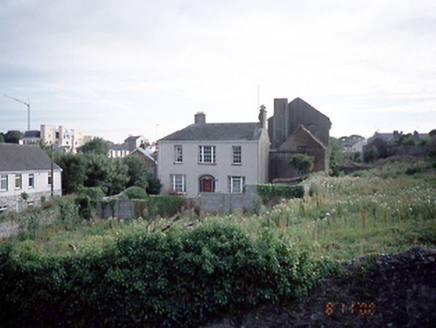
[95,200,136,219]
[189,184,259,212]
[95,185,260,218]
[158,140,264,196]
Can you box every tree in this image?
[78,137,109,155]
[55,153,87,194]
[4,130,23,144]
[0,133,4,143]
[122,155,149,190]
[146,173,162,195]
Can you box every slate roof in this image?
[131,147,157,164]
[159,123,263,141]
[23,130,41,138]
[0,143,60,171]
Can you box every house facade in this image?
[0,143,62,214]
[158,110,269,197]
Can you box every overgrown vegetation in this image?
[0,157,434,326]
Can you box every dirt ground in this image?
[205,247,436,328]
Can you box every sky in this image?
[1,0,435,144]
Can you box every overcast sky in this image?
[1,0,435,143]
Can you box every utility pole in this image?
[4,94,30,131]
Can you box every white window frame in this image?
[228,176,245,193]
[28,174,34,189]
[0,175,8,191]
[232,146,242,164]
[174,145,183,163]
[15,174,22,190]
[170,174,186,194]
[199,145,216,164]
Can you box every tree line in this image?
[54,138,161,196]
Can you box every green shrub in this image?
[0,219,337,327]
[257,184,304,205]
[122,186,148,200]
[142,195,185,218]
[75,187,105,219]
[289,153,314,172]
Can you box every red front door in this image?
[200,176,214,193]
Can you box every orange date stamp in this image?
[325,301,376,316]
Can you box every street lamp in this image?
[4,94,30,131]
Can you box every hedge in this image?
[0,219,337,327]
[257,184,305,205]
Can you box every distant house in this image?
[342,139,364,154]
[0,143,62,214]
[110,135,149,158]
[109,144,130,158]
[22,130,41,145]
[158,110,270,196]
[268,98,331,181]
[365,130,431,160]
[130,147,158,175]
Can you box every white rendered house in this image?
[0,143,62,214]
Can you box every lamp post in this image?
[4,94,30,131]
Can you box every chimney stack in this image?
[258,105,267,129]
[195,112,206,124]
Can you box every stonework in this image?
[268,98,331,180]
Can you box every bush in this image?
[0,219,337,327]
[121,186,148,200]
[289,153,314,172]
[140,195,185,218]
[75,187,105,219]
[257,184,305,205]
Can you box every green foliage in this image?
[21,192,28,200]
[141,195,185,218]
[329,137,345,175]
[0,219,337,327]
[364,146,378,162]
[55,196,80,230]
[55,152,87,194]
[4,130,23,144]
[121,186,148,200]
[289,153,314,172]
[0,133,4,143]
[78,137,109,155]
[146,173,162,195]
[76,187,105,219]
[123,155,149,189]
[257,184,304,205]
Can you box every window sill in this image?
[231,163,242,166]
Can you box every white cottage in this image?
[0,143,62,214]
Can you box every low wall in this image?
[95,200,136,219]
[189,185,259,213]
[95,186,260,219]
